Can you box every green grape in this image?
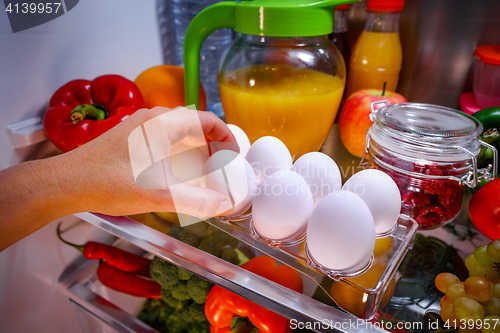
[465,276,493,302]
[470,264,500,284]
[467,255,481,271]
[484,298,500,317]
[493,284,500,299]
[487,241,500,263]
[441,302,457,327]
[475,246,496,266]
[454,297,485,321]
[436,273,461,293]
[481,315,500,333]
[447,283,468,302]
[441,296,452,308]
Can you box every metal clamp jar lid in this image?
[360,101,498,230]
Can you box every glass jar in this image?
[361,102,498,230]
[219,34,346,159]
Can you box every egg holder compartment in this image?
[215,213,418,320]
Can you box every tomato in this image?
[469,179,500,240]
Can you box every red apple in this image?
[338,89,407,158]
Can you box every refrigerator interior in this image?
[0,1,162,331]
[1,0,499,332]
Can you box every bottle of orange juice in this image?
[344,0,404,98]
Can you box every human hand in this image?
[56,106,237,218]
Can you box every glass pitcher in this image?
[183,0,357,159]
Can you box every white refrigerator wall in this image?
[0,1,162,332]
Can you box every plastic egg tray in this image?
[212,213,418,320]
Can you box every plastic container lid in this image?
[233,0,360,37]
[336,4,351,9]
[367,0,404,12]
[474,45,500,66]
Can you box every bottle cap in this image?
[474,45,500,66]
[336,4,351,10]
[367,0,404,12]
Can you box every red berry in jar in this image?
[363,102,494,230]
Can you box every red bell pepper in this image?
[43,74,144,152]
[469,178,500,240]
[204,256,303,333]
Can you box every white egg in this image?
[227,124,251,158]
[306,190,376,271]
[342,169,401,235]
[169,146,209,187]
[253,170,313,240]
[245,136,293,186]
[293,152,342,206]
[202,150,257,216]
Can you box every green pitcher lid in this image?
[233,0,359,37]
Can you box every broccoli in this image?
[175,301,195,324]
[171,280,191,301]
[187,275,213,304]
[178,229,201,247]
[161,288,181,308]
[188,302,208,323]
[221,247,240,265]
[150,257,180,287]
[163,313,187,333]
[184,222,209,238]
[190,321,211,333]
[158,305,176,327]
[197,236,223,257]
[137,299,164,326]
[209,225,239,248]
[169,224,201,247]
[177,266,194,281]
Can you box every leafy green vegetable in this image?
[161,288,181,308]
[221,247,240,265]
[163,313,187,333]
[198,236,223,257]
[177,266,194,281]
[189,321,211,333]
[171,281,191,301]
[140,221,247,332]
[188,302,207,323]
[150,257,179,287]
[187,275,213,305]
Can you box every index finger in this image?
[198,111,237,145]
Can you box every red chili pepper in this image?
[97,261,161,299]
[43,74,144,152]
[56,223,151,277]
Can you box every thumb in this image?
[166,183,234,218]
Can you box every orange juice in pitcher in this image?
[220,63,345,159]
